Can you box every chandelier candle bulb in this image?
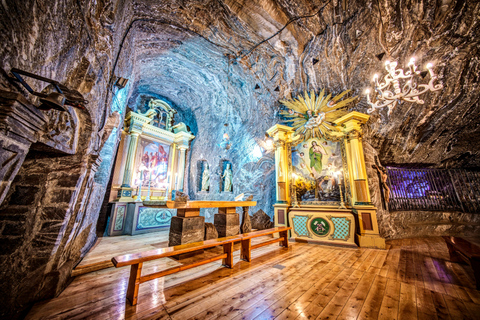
[426,63,435,77]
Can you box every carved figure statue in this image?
[222,163,233,192]
[201,163,210,191]
[373,158,390,207]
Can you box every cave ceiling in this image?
[120,0,480,169]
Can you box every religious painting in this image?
[291,138,344,204]
[133,138,170,188]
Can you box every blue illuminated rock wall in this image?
[127,29,279,221]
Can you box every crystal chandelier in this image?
[364,58,443,115]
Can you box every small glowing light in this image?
[251,145,263,160]
[223,133,230,140]
[265,138,274,150]
[365,89,370,94]
[373,74,378,79]
[426,63,433,69]
[385,60,390,66]
[410,57,415,63]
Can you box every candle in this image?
[365,89,371,103]
[426,63,434,78]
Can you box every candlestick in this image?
[136,170,144,202]
[336,171,347,209]
[145,170,152,201]
[292,173,300,208]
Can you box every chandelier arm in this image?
[366,98,397,113]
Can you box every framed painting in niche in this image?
[291,137,345,205]
[132,137,170,189]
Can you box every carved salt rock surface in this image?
[1,0,480,318]
[0,1,130,318]
[204,222,218,240]
[251,209,274,230]
[240,207,252,233]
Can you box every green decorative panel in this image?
[310,217,330,237]
[329,217,351,241]
[136,207,173,230]
[292,215,311,238]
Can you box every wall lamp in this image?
[10,68,69,111]
[114,77,129,89]
[10,68,89,112]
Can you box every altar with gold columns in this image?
[267,111,385,249]
[107,107,194,236]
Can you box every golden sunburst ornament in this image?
[280,89,357,140]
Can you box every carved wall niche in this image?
[219,159,233,193]
[197,160,209,192]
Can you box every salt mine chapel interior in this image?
[1,1,480,320]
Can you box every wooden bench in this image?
[112,226,291,305]
[442,236,480,290]
[112,236,238,305]
[239,227,292,262]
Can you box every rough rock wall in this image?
[0,0,479,317]
[0,1,132,318]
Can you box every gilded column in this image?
[266,124,294,228]
[347,130,370,204]
[334,111,385,249]
[177,147,187,191]
[168,143,177,191]
[117,132,140,201]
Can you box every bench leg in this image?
[279,230,289,248]
[241,238,251,262]
[126,262,143,306]
[223,242,234,268]
[444,241,463,262]
[472,258,480,291]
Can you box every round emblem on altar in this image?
[310,217,330,237]
[155,210,172,224]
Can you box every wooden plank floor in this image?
[27,234,480,320]
[72,231,171,276]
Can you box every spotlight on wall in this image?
[115,77,129,89]
[10,68,67,111]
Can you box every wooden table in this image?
[166,200,257,247]
[165,200,257,217]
